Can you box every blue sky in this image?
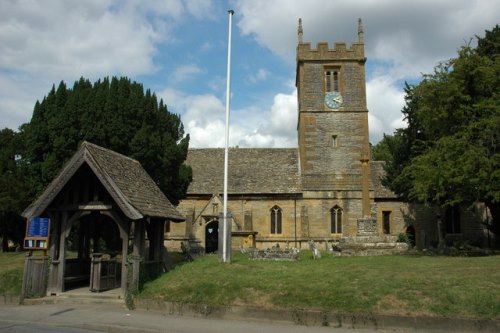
[1,0,498,148]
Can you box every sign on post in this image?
[24,217,50,250]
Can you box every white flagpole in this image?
[222,9,234,263]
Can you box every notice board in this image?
[24,217,50,250]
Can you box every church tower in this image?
[296,19,372,235]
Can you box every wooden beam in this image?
[78,204,113,211]
[48,203,113,212]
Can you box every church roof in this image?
[23,141,185,221]
[186,148,396,199]
[186,148,301,195]
[370,161,397,198]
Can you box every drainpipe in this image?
[294,195,297,248]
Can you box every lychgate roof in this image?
[22,141,184,221]
[186,148,301,195]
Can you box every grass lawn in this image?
[2,251,499,320]
[139,252,500,320]
[0,252,26,295]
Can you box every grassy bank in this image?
[0,252,25,295]
[140,252,500,320]
[2,251,499,319]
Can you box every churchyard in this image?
[2,251,499,319]
[141,251,500,319]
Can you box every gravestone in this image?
[357,217,378,235]
[308,240,321,259]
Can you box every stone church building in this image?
[167,20,490,254]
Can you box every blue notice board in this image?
[26,217,50,238]
[25,217,50,250]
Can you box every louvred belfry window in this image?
[325,70,339,92]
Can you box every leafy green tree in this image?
[375,26,500,236]
[23,76,192,204]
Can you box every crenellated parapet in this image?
[297,42,365,62]
[297,18,365,62]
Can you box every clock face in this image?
[325,91,343,109]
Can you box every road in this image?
[0,303,397,333]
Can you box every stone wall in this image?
[171,194,409,251]
[168,196,493,253]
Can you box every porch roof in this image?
[22,141,185,221]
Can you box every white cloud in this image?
[184,0,216,19]
[160,87,298,148]
[266,91,297,139]
[235,90,297,148]
[159,88,226,147]
[0,74,40,130]
[233,0,500,143]
[366,75,405,143]
[0,0,217,130]
[249,68,269,83]
[0,1,161,80]
[1,0,498,149]
[171,64,203,82]
[235,0,499,77]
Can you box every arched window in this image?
[270,205,282,234]
[330,205,343,234]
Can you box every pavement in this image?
[0,302,395,333]
[1,291,499,333]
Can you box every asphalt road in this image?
[0,303,395,333]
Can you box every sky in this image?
[1,0,498,148]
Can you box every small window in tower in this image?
[332,135,338,147]
[325,71,332,92]
[333,71,339,91]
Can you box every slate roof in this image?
[186,148,301,194]
[23,142,185,221]
[370,161,397,199]
[186,148,396,199]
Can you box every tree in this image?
[0,129,31,251]
[374,25,500,236]
[22,76,192,205]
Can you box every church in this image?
[167,19,489,254]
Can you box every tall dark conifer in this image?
[22,76,192,205]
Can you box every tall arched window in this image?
[330,205,343,234]
[270,205,282,234]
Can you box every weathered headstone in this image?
[308,240,321,259]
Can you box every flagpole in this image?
[222,9,234,263]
